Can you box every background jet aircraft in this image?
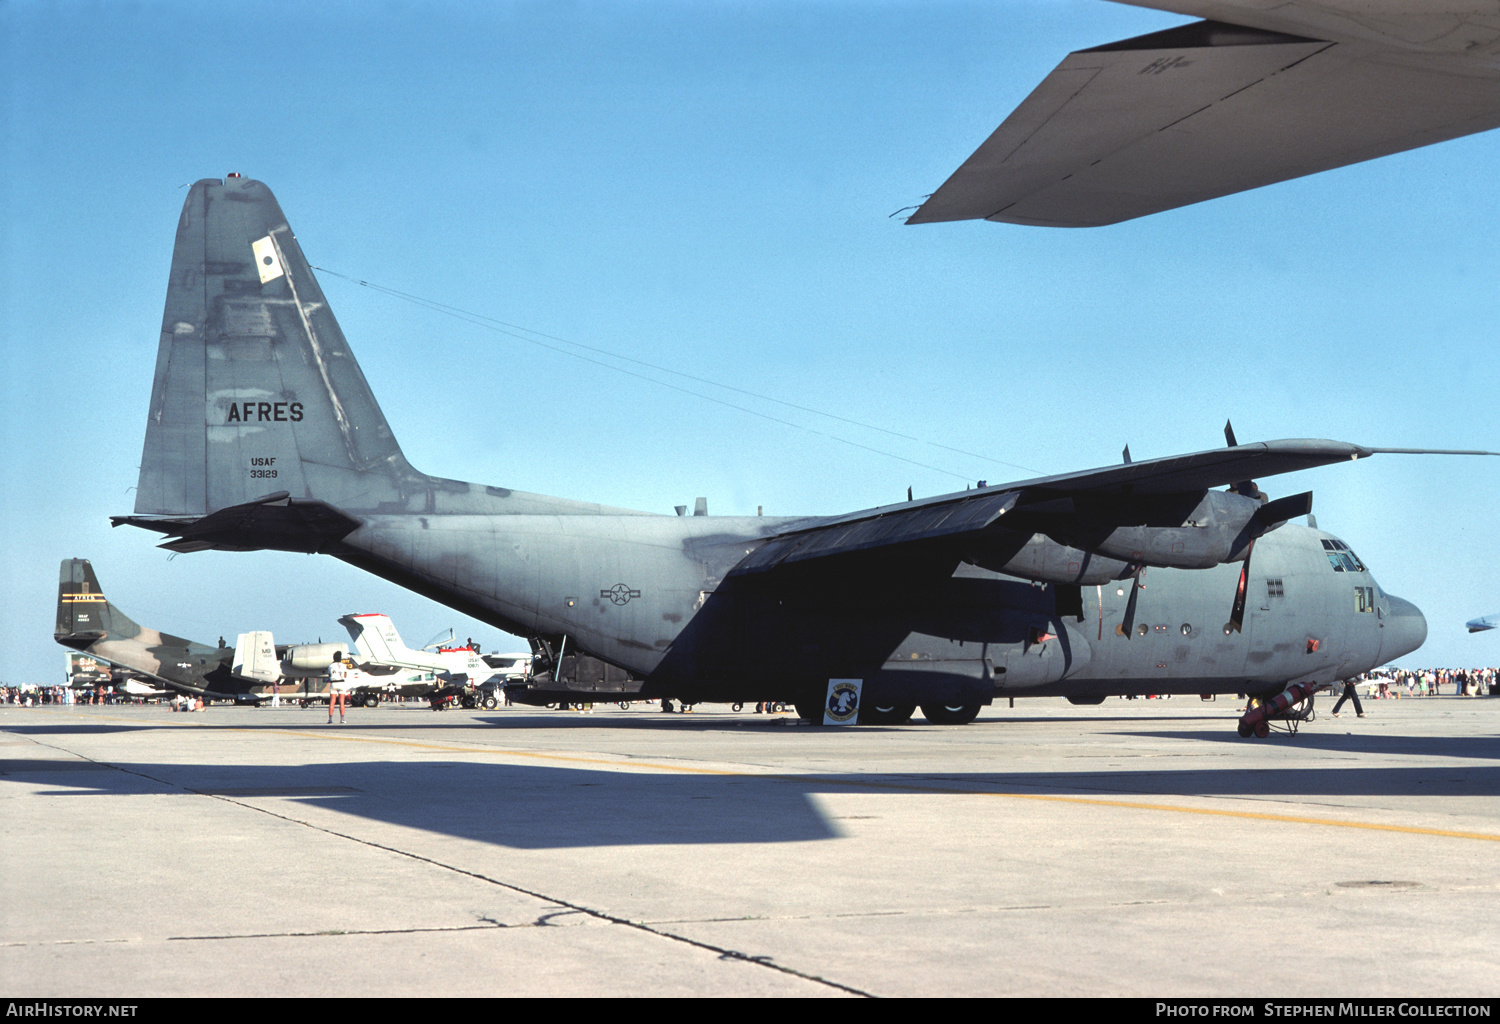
[55,558,261,701]
[340,613,500,688]
[232,627,437,706]
[55,558,344,704]
[1467,614,1500,633]
[115,178,1471,727]
[62,651,172,699]
[909,0,1500,227]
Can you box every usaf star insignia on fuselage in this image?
[114,178,1479,726]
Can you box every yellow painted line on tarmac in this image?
[14,708,1500,843]
[819,778,1500,844]
[255,726,747,776]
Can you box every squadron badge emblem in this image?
[825,680,861,724]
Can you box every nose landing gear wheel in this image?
[920,702,982,725]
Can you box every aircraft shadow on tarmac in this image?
[1125,730,1500,762]
[0,723,167,736]
[4,754,1499,850]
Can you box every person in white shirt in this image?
[328,660,349,724]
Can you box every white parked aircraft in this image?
[339,614,516,697]
[231,629,436,706]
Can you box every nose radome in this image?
[1382,595,1428,662]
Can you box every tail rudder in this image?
[55,559,139,645]
[135,177,413,520]
[232,631,281,683]
[339,613,404,662]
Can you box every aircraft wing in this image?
[909,12,1500,227]
[734,438,1492,573]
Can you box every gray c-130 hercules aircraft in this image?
[114,177,1474,725]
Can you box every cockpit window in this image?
[1321,538,1366,573]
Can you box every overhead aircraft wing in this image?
[908,17,1500,227]
[733,438,1493,574]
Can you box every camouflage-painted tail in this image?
[55,558,139,646]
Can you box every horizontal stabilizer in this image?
[112,491,361,554]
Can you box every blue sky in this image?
[3,0,1499,684]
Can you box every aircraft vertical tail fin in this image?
[134,177,417,520]
[232,631,281,683]
[55,559,141,644]
[340,613,405,662]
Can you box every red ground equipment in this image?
[1237,681,1327,738]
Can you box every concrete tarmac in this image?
[2,695,1497,997]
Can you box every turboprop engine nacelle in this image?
[1060,489,1260,570]
[284,642,350,674]
[970,533,1133,586]
[967,489,1308,585]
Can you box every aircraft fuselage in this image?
[331,513,1424,707]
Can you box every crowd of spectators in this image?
[3,685,83,706]
[1356,667,1497,698]
[2,670,1498,708]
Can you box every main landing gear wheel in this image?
[861,703,916,725]
[920,702,982,725]
[482,694,499,710]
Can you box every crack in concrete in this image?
[16,736,873,998]
[166,923,507,941]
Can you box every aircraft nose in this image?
[1382,594,1428,662]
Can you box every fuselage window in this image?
[1355,586,1374,613]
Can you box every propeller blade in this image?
[1122,445,1132,464]
[1121,566,1143,639]
[1228,539,1255,634]
[1251,490,1313,528]
[1224,420,1238,448]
